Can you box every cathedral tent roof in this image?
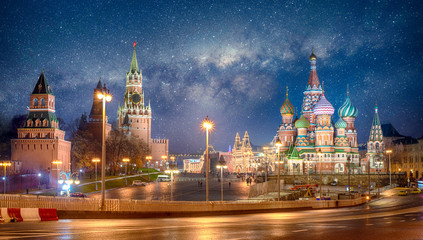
[32,72,53,95]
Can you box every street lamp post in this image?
[202,116,213,203]
[0,162,11,194]
[386,150,392,186]
[52,160,62,196]
[97,90,112,211]
[122,158,130,185]
[145,156,152,181]
[92,158,100,191]
[275,138,282,201]
[301,156,310,185]
[347,156,351,197]
[165,157,179,201]
[368,157,371,199]
[216,158,228,201]
[161,155,168,171]
[263,147,269,182]
[317,149,323,200]
[376,159,381,198]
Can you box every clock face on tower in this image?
[131,93,141,104]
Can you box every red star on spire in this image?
[133,41,137,48]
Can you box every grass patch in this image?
[72,173,161,193]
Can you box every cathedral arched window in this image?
[375,143,380,150]
[27,120,33,127]
[34,98,38,106]
[41,98,45,106]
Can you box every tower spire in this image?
[347,84,349,96]
[130,42,139,73]
[286,85,289,98]
[307,50,320,89]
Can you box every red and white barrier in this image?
[0,208,57,222]
[7,208,23,222]
[39,208,58,221]
[1,208,10,222]
[21,208,41,222]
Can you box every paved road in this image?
[1,193,422,239]
[89,175,251,201]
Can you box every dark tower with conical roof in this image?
[85,80,112,140]
[11,72,71,182]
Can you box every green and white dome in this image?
[338,96,358,118]
[295,115,310,129]
[335,118,347,129]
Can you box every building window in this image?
[41,98,45,106]
[34,98,38,106]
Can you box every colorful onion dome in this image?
[280,96,295,115]
[335,118,347,129]
[338,96,358,118]
[295,114,310,129]
[313,94,335,115]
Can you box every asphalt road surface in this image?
[1,193,422,239]
[88,177,250,201]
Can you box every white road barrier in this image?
[21,208,41,222]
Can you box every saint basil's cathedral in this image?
[276,52,384,175]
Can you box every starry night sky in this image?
[1,0,422,153]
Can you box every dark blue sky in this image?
[1,0,422,153]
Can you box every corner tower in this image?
[11,72,71,175]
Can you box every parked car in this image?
[398,190,408,196]
[330,181,338,186]
[132,180,147,186]
[70,192,87,198]
[410,188,421,194]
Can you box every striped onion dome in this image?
[313,94,335,115]
[338,96,358,118]
[295,114,310,129]
[335,118,347,129]
[280,97,295,115]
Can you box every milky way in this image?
[1,0,422,153]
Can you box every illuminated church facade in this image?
[277,52,361,174]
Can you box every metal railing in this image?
[0,194,367,212]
